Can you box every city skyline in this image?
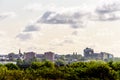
[0,0,120,57]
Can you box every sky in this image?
[0,0,120,57]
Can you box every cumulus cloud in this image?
[37,0,120,23]
[38,11,75,24]
[16,33,32,41]
[70,20,87,28]
[23,24,40,32]
[24,3,42,11]
[98,13,120,21]
[93,0,120,21]
[37,8,90,29]
[0,12,16,20]
[16,20,42,41]
[96,0,120,14]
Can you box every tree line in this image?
[0,60,120,80]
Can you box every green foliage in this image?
[69,61,87,68]
[0,61,120,80]
[0,64,3,67]
[16,59,23,65]
[55,59,66,66]
[86,63,115,79]
[31,62,43,70]
[112,62,120,71]
[43,60,54,69]
[0,66,8,80]
[5,63,19,70]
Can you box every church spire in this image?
[19,49,21,54]
[19,49,22,57]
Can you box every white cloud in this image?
[37,0,120,23]
[37,7,90,29]
[0,12,16,20]
[100,13,120,21]
[70,20,87,28]
[24,3,42,11]
[16,33,32,41]
[16,30,43,41]
[91,12,120,21]
[16,19,43,42]
[40,10,89,27]
[23,24,40,32]
[96,0,120,14]
[93,0,120,21]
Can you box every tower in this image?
[18,49,22,58]
[44,51,55,62]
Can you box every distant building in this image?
[36,54,44,61]
[84,48,114,61]
[0,55,9,61]
[36,54,44,58]
[84,48,94,58]
[44,51,55,62]
[24,52,36,62]
[18,49,23,60]
[101,52,114,61]
[8,53,19,61]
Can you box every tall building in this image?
[24,52,36,62]
[83,48,114,61]
[44,51,55,62]
[18,49,23,59]
[84,47,94,58]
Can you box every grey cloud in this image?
[38,11,54,23]
[29,1,120,31]
[38,11,75,24]
[0,12,16,20]
[23,24,40,32]
[37,10,90,29]
[70,21,87,29]
[96,1,120,14]
[94,0,120,21]
[16,22,41,41]
[16,33,32,41]
[91,12,120,21]
[98,13,120,21]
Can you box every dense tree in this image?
[30,62,43,70]
[0,61,119,80]
[55,59,66,66]
[5,63,19,70]
[43,60,54,69]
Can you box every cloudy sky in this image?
[0,0,120,56]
